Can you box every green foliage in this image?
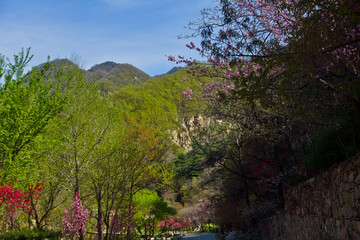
[173,151,203,180]
[0,51,177,235]
[43,61,116,196]
[134,189,175,221]
[133,189,175,239]
[0,229,60,240]
[304,113,360,172]
[0,49,67,185]
[112,68,209,122]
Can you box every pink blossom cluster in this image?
[181,198,214,228]
[182,87,193,100]
[321,23,360,75]
[192,0,301,61]
[61,192,89,239]
[235,0,298,43]
[195,198,213,223]
[169,52,266,101]
[158,217,189,231]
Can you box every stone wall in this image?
[261,154,360,240]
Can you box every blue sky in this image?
[0,0,216,76]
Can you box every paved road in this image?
[181,233,217,240]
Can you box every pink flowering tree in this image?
[62,192,89,240]
[176,199,215,232]
[196,198,214,224]
[190,198,215,231]
[171,0,360,139]
[170,0,359,232]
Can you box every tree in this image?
[175,0,360,140]
[87,114,173,240]
[175,0,360,179]
[133,189,175,240]
[26,179,65,230]
[0,182,43,232]
[172,0,360,232]
[61,192,89,240]
[44,62,114,197]
[40,62,119,239]
[0,48,67,184]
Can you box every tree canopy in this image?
[0,49,67,185]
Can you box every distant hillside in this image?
[86,61,151,92]
[24,58,81,84]
[30,59,204,116]
[112,67,209,121]
[29,58,79,75]
[153,66,184,78]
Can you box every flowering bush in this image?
[158,217,189,232]
[0,182,44,230]
[61,192,88,240]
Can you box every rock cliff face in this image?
[261,154,360,240]
[172,115,211,152]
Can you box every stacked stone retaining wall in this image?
[261,154,360,240]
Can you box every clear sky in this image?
[0,0,216,76]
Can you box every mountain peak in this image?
[153,66,184,78]
[88,61,119,72]
[85,62,151,92]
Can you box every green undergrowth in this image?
[0,229,61,240]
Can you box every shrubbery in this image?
[0,229,61,240]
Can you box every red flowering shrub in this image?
[0,182,44,230]
[158,217,189,232]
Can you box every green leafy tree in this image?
[133,189,175,240]
[44,62,115,197]
[0,48,67,184]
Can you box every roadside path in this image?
[181,233,217,240]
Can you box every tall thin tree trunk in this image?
[97,189,103,240]
[126,184,134,240]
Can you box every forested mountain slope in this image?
[111,68,207,119]
[153,66,184,78]
[85,61,151,92]
[41,59,206,121]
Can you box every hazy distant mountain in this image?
[24,58,80,84]
[30,59,187,93]
[153,66,184,78]
[85,61,151,92]
[29,58,78,75]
